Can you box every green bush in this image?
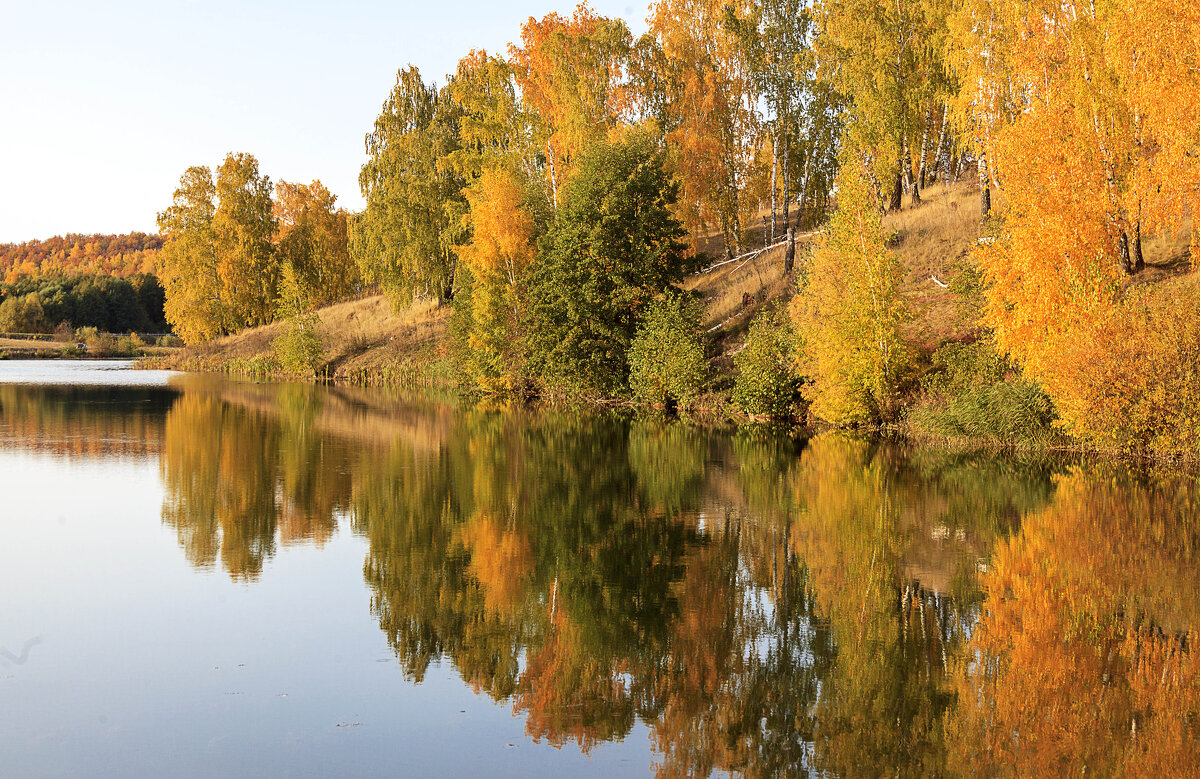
[733,307,799,418]
[628,293,707,409]
[273,312,324,378]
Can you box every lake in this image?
[1,360,1197,776]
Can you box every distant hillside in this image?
[0,233,163,281]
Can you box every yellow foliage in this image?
[790,158,912,424]
[456,165,539,394]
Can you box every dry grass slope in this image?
[160,294,450,384]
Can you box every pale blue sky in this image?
[0,0,649,244]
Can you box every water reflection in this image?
[948,468,1200,775]
[0,382,174,459]
[28,375,1194,774]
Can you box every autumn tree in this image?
[453,164,547,394]
[212,153,278,329]
[956,0,1200,452]
[790,157,911,423]
[354,66,464,307]
[638,0,760,256]
[274,179,354,310]
[0,233,163,281]
[725,0,840,237]
[442,50,538,181]
[815,0,951,211]
[157,166,226,343]
[508,4,633,208]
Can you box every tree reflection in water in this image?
[151,378,1200,774]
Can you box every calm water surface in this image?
[1,361,1197,776]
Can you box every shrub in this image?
[273,312,324,378]
[114,335,142,356]
[1042,279,1200,456]
[733,307,799,418]
[628,293,707,409]
[75,326,116,356]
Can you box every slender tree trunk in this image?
[862,151,884,214]
[798,150,813,225]
[1119,230,1134,275]
[908,140,921,207]
[889,168,904,212]
[546,140,558,211]
[978,148,991,220]
[763,216,769,248]
[781,131,791,231]
[1133,218,1145,272]
[785,226,795,273]
[770,132,778,242]
[917,107,932,190]
[932,104,948,186]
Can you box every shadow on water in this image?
[6,374,1198,774]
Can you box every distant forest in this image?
[0,233,162,282]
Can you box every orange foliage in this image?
[456,511,533,616]
[947,469,1200,776]
[508,4,633,199]
[643,0,759,253]
[513,605,636,752]
[457,165,539,393]
[0,232,162,282]
[966,0,1200,453]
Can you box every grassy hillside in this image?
[155,294,450,385]
[688,182,986,378]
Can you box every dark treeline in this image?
[0,273,167,334]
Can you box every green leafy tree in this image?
[441,50,537,181]
[525,135,687,396]
[354,66,464,307]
